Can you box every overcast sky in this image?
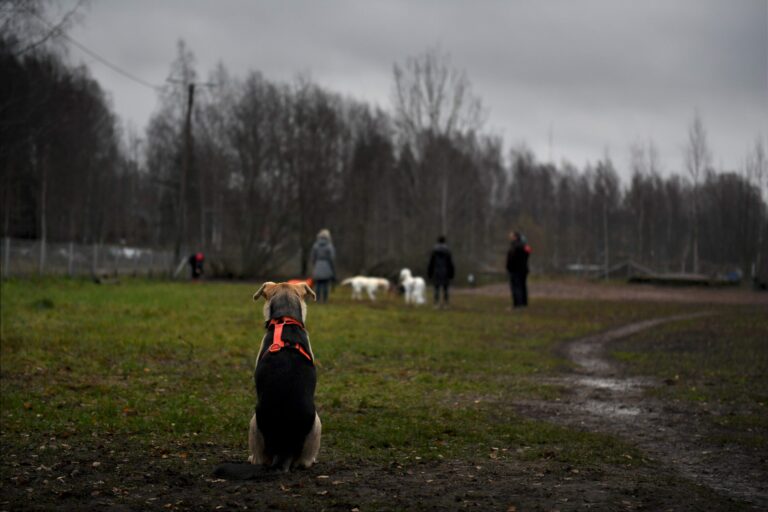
[60,0,768,178]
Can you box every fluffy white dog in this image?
[399,268,426,305]
[340,276,390,301]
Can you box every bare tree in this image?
[0,0,86,57]
[684,111,711,274]
[392,47,484,235]
[392,46,484,142]
[746,138,767,279]
[628,140,662,263]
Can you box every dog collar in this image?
[262,317,313,363]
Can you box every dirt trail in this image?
[516,312,768,509]
[460,280,768,305]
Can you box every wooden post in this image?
[38,238,46,275]
[2,237,9,278]
[67,241,74,276]
[174,83,195,265]
[38,147,48,276]
[92,242,99,276]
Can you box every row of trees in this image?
[503,141,766,277]
[138,42,508,277]
[0,35,137,257]
[2,12,766,279]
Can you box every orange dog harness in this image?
[263,317,313,363]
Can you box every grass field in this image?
[1,278,766,510]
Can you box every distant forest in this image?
[2,7,766,279]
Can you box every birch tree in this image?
[684,111,711,274]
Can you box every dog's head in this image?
[253,281,316,323]
[399,268,411,283]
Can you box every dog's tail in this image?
[340,277,354,286]
[212,462,280,481]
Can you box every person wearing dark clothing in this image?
[506,232,531,308]
[310,229,336,303]
[188,252,205,280]
[427,235,455,308]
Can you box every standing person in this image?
[427,235,455,309]
[506,231,531,308]
[188,252,205,280]
[310,229,336,303]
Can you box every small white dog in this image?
[399,268,426,305]
[341,276,390,301]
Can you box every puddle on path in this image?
[581,400,642,417]
[576,376,650,392]
[525,311,768,508]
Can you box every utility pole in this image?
[174,83,195,264]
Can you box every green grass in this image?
[0,278,702,467]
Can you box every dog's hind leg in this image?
[248,413,269,465]
[294,413,322,469]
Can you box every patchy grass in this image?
[612,307,768,449]
[0,278,693,465]
[3,278,762,510]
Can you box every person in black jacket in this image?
[427,235,455,309]
[188,252,205,280]
[506,232,531,308]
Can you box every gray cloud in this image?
[66,0,767,178]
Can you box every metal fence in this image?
[0,238,175,278]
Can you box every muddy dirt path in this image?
[515,312,768,509]
[460,281,768,305]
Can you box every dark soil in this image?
[0,441,753,511]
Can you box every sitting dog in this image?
[214,281,320,478]
[340,276,390,301]
[399,268,426,305]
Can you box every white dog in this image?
[341,276,390,301]
[399,268,426,305]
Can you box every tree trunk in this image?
[440,172,448,236]
[38,150,48,275]
[602,201,609,280]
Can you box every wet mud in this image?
[515,312,768,509]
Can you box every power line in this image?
[32,11,164,92]
[61,32,163,91]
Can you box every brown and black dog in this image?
[214,281,320,478]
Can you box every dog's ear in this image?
[295,283,316,302]
[253,282,277,302]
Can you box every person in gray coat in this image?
[310,229,336,303]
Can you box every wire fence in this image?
[0,238,176,278]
